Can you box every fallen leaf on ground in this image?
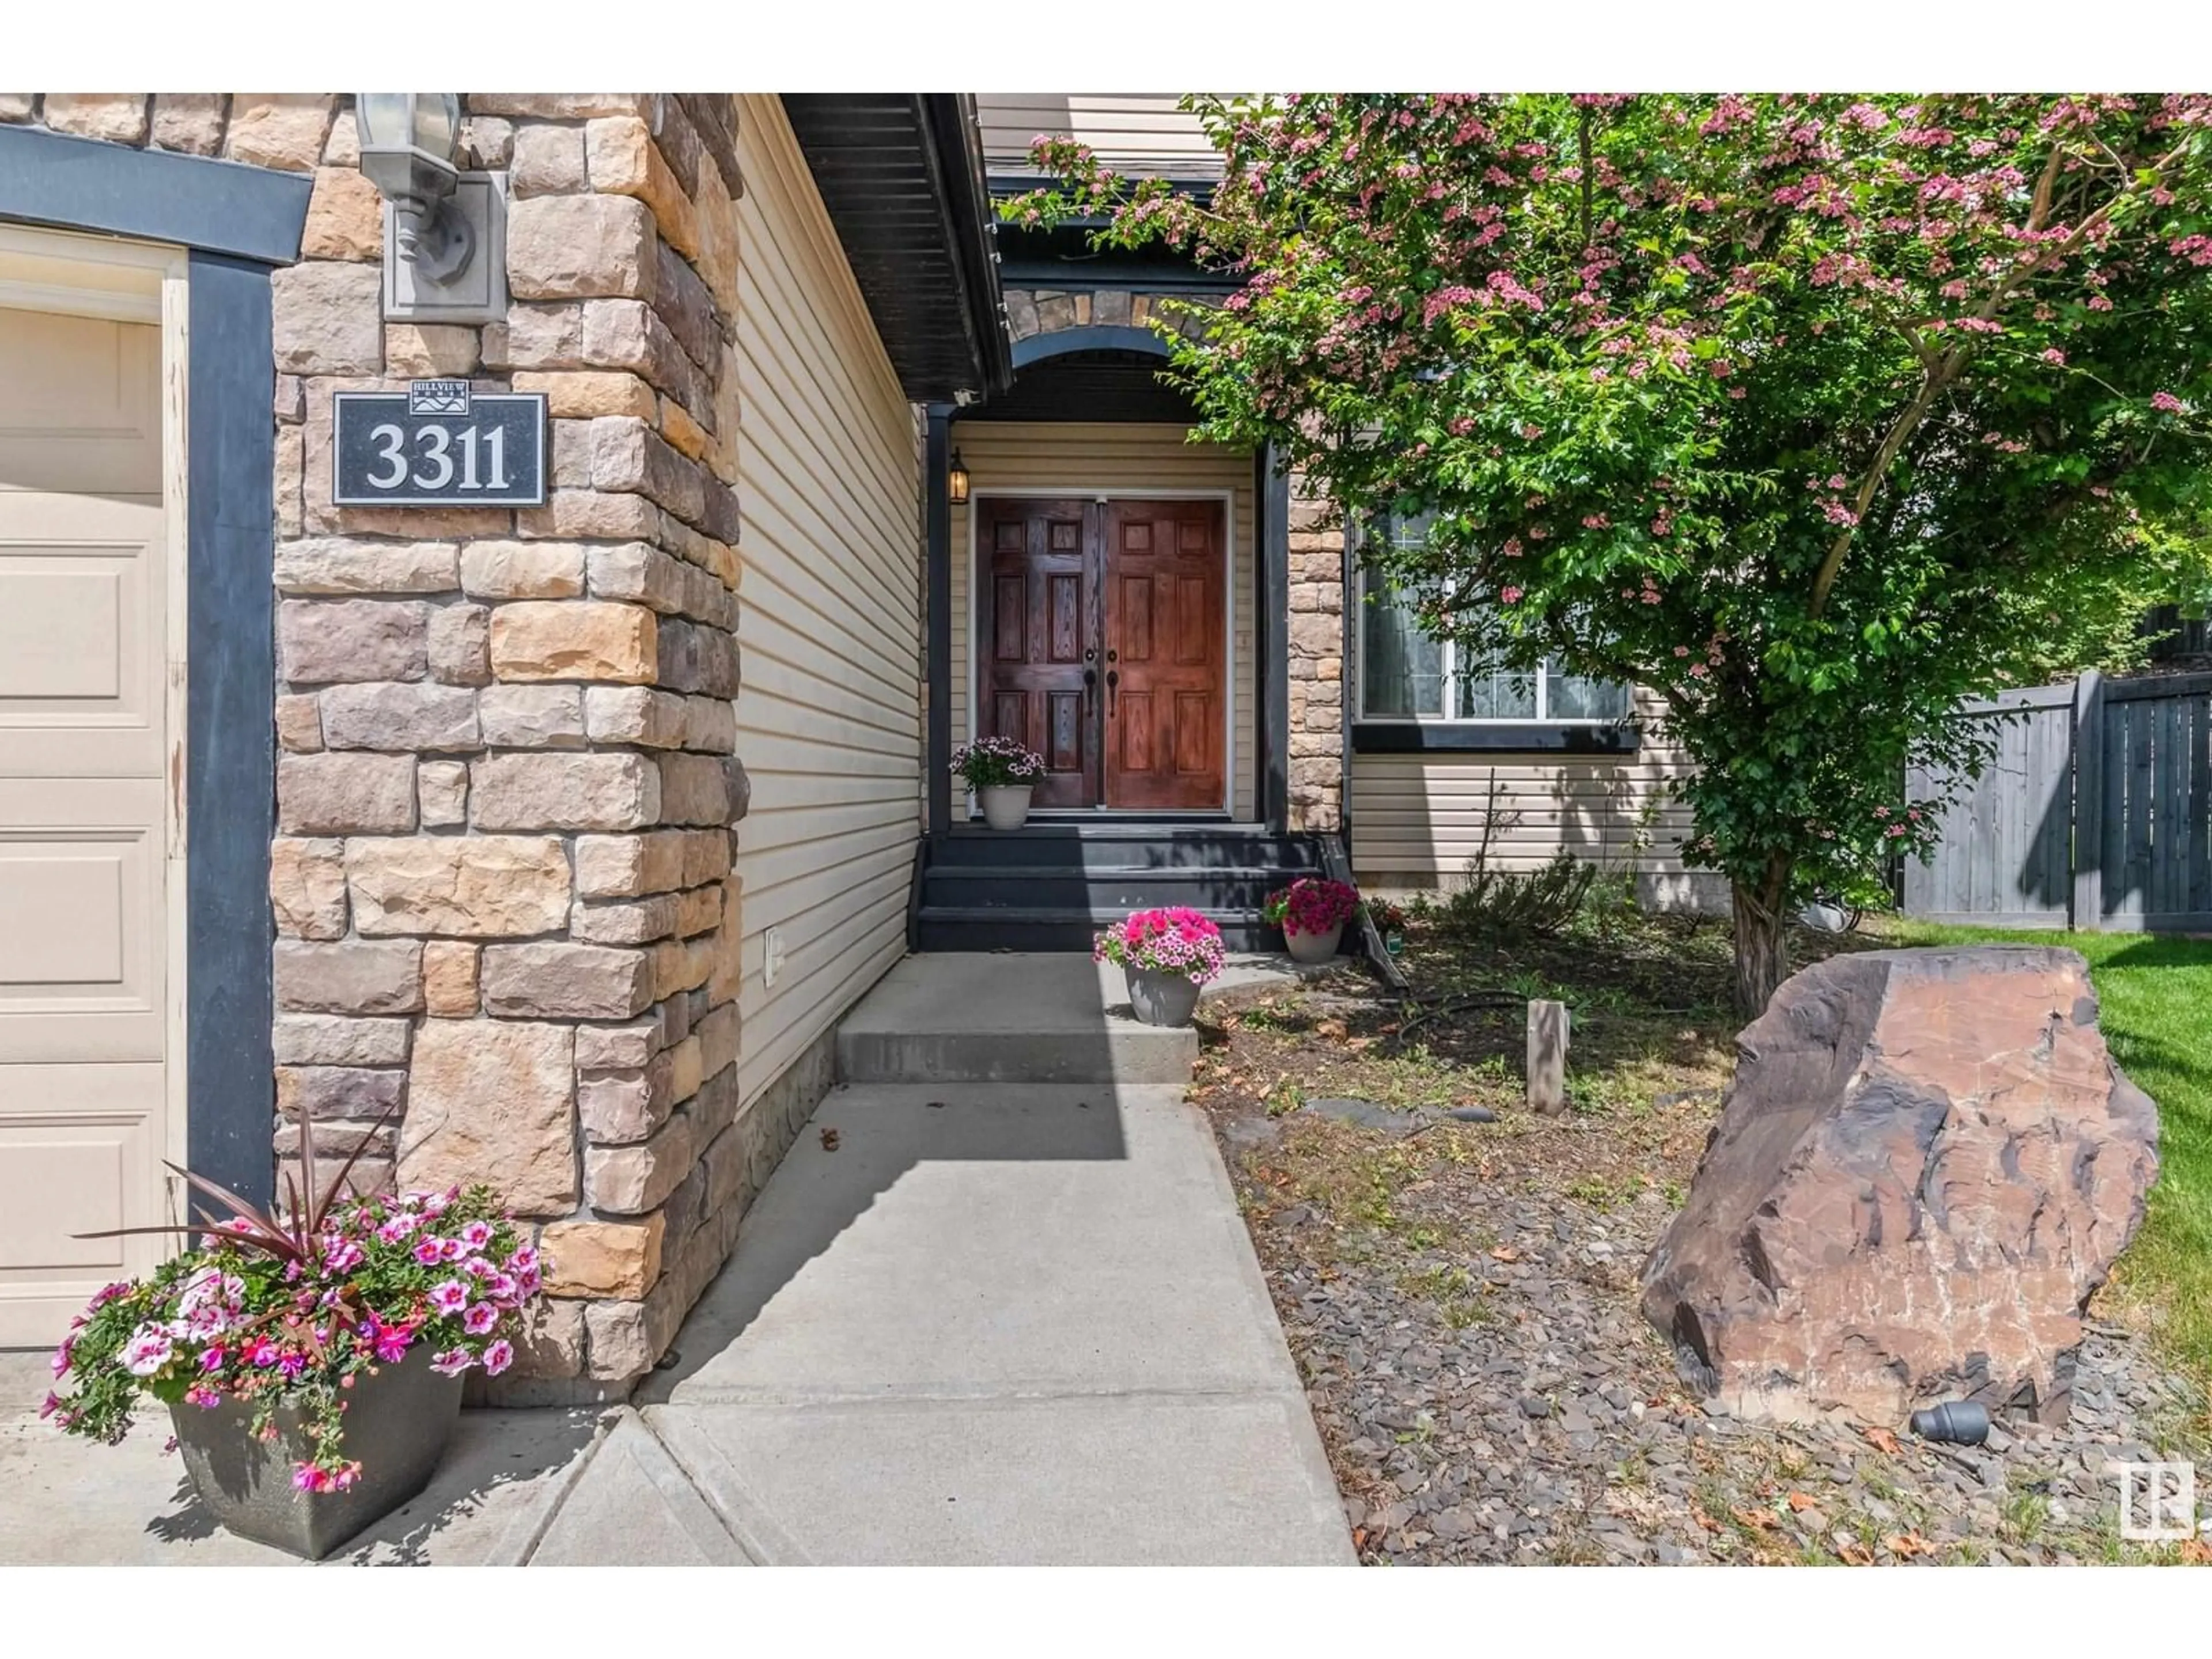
[1787,1491,1816,1512]
[1838,1543,1874,1565]
[819,1127,841,1151]
[1861,1426,1902,1456]
[1490,1245,1521,1262]
[1885,1532,1936,1558]
[2178,1539,2212,1565]
[1732,1506,1778,1532]
[1317,1018,1348,1041]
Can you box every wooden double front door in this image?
[979,497,1228,811]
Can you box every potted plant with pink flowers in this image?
[1263,876,1361,964]
[952,736,1047,830]
[1093,906,1228,1027]
[41,1122,541,1559]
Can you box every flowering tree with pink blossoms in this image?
[1013,94,2212,1013]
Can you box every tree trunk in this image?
[1730,858,1793,1019]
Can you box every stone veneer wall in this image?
[1000,282,1344,831]
[0,93,793,1399]
[1285,478,1346,834]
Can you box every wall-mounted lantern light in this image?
[947,449,971,505]
[356,93,507,324]
[357,94,469,279]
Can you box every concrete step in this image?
[836,953,1312,1085]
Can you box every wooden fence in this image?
[1903,670,2212,933]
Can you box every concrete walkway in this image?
[0,955,1353,1566]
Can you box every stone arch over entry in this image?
[1003,285,1215,347]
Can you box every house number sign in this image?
[332,381,548,506]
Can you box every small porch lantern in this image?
[947,449,971,505]
[356,93,474,282]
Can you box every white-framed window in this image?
[1357,514,1631,724]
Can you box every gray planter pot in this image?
[977,785,1033,831]
[1124,964,1203,1027]
[169,1343,464,1560]
[1283,921,1344,964]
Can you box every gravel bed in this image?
[1222,1109,2210,1566]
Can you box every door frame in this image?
[2,122,310,1209]
[965,486,1236,817]
[0,222,191,1216]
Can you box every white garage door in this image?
[0,278,175,1347]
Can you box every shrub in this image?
[1438,850,1598,940]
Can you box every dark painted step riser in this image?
[916,918,1313,954]
[925,876,1294,911]
[931,838,1323,873]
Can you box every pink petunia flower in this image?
[459,1220,495,1251]
[430,1349,474,1377]
[482,1340,515,1377]
[412,1237,446,1267]
[372,1321,414,1364]
[429,1279,469,1315]
[462,1302,500,1336]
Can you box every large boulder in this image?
[1640,946,2157,1425]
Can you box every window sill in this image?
[1351,721,1642,756]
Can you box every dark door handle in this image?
[1105,668,1119,715]
[1084,666,1097,713]
[1105,648,1119,664]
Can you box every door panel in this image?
[0,309,170,1345]
[1104,501,1225,810]
[978,498,1097,808]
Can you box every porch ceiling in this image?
[957,349,1200,426]
[781,94,1013,403]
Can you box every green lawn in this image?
[1891,923,2212,1411]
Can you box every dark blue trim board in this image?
[0,122,309,266]
[1,134,307,1207]
[185,251,278,1205]
[1352,721,1643,756]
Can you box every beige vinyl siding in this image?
[1350,691,1701,887]
[977,94,1223,180]
[949,422,1256,820]
[733,95,922,1105]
